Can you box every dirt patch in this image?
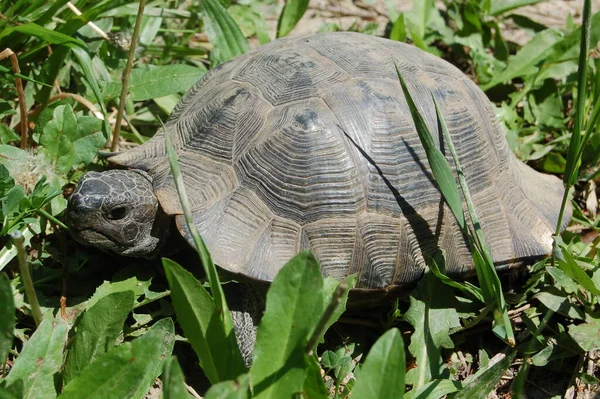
[270,0,600,45]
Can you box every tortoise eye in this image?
[106,206,128,220]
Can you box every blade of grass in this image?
[164,134,237,337]
[395,64,466,231]
[395,64,514,345]
[562,0,592,187]
[433,96,514,345]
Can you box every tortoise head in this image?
[66,169,170,257]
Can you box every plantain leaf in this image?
[199,0,249,65]
[250,251,325,399]
[276,0,309,38]
[352,328,406,398]
[4,315,69,399]
[163,258,246,384]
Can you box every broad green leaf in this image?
[405,274,461,389]
[535,288,585,320]
[72,116,105,165]
[5,315,69,399]
[204,374,250,399]
[129,319,176,399]
[302,355,329,399]
[63,291,135,383]
[320,274,356,339]
[490,0,548,16]
[60,318,175,399]
[405,0,435,40]
[481,29,563,90]
[277,0,309,38]
[163,258,246,384]
[128,65,206,101]
[39,104,77,173]
[352,328,406,399]
[87,275,151,308]
[449,352,516,398]
[568,318,600,351]
[0,124,20,145]
[555,240,600,295]
[0,273,14,364]
[199,0,249,65]
[405,379,461,399]
[250,251,325,399]
[390,14,407,42]
[545,266,578,294]
[162,356,194,399]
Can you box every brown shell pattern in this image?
[110,32,568,290]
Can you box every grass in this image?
[0,0,599,397]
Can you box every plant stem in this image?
[35,208,68,230]
[111,0,146,152]
[9,230,42,326]
[305,280,349,356]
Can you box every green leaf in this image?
[60,318,175,399]
[352,328,406,398]
[87,275,151,308]
[302,355,329,399]
[428,250,483,302]
[39,104,78,174]
[163,258,246,384]
[63,291,135,383]
[555,239,600,295]
[405,0,435,41]
[204,374,250,399]
[0,273,14,365]
[3,22,86,47]
[568,318,600,351]
[449,352,516,398]
[405,379,461,399]
[5,315,69,399]
[276,0,309,38]
[535,288,585,320]
[389,14,407,42]
[199,0,249,65]
[128,65,206,101]
[72,116,106,166]
[489,0,548,16]
[545,266,579,294]
[67,44,110,139]
[162,356,194,399]
[250,251,325,399]
[395,66,465,231]
[481,29,563,90]
[404,274,461,389]
[0,124,20,145]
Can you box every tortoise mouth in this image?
[69,227,120,251]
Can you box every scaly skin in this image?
[66,169,170,257]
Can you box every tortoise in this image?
[66,31,569,358]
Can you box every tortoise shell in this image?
[110,32,568,290]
